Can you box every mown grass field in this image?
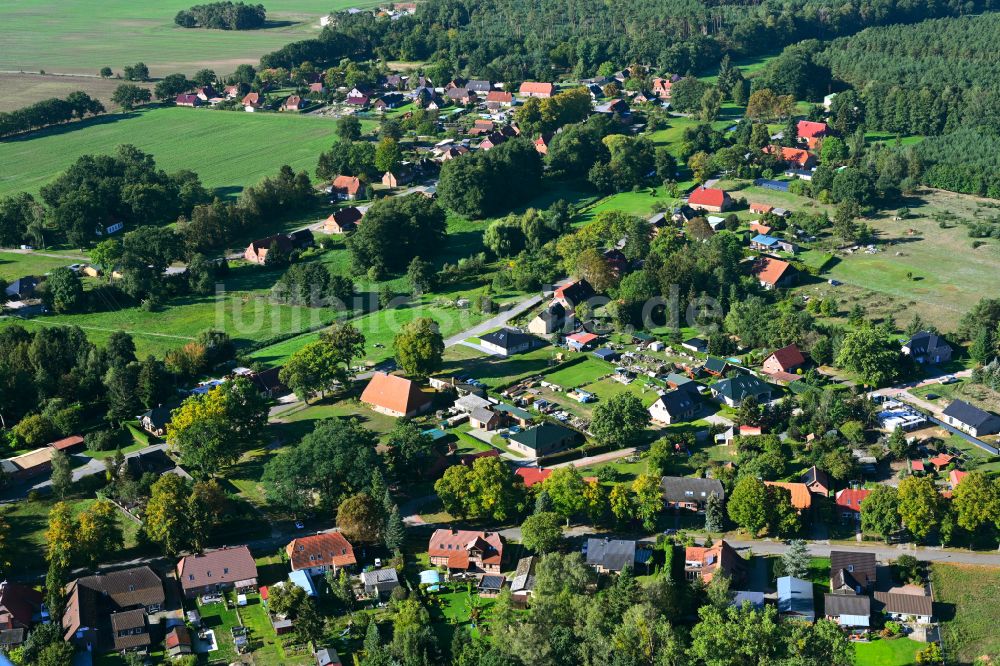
[853,637,922,666]
[0,0,379,77]
[0,73,156,113]
[933,563,1000,662]
[0,106,347,197]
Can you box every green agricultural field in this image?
[0,106,351,197]
[933,563,1000,662]
[0,0,378,77]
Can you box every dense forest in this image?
[174,1,267,30]
[910,130,1000,198]
[260,0,997,79]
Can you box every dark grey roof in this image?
[704,357,728,373]
[830,551,876,591]
[508,423,577,452]
[538,302,566,323]
[470,406,497,423]
[824,593,871,617]
[511,556,536,593]
[873,591,933,617]
[139,405,173,429]
[713,374,772,402]
[467,80,492,92]
[653,389,698,417]
[480,328,531,351]
[478,575,505,590]
[800,465,830,489]
[660,476,724,503]
[361,568,399,585]
[942,399,1000,430]
[586,538,636,571]
[906,331,950,354]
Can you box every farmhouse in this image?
[796,120,828,148]
[518,82,555,98]
[901,331,952,364]
[428,529,505,573]
[63,566,165,652]
[243,229,314,264]
[177,545,258,599]
[660,476,724,511]
[485,90,513,106]
[553,279,594,309]
[651,77,673,98]
[331,175,363,200]
[684,540,742,583]
[687,186,731,213]
[777,576,815,623]
[711,374,773,407]
[941,399,1000,437]
[753,256,795,289]
[286,532,356,576]
[508,423,579,459]
[648,389,698,425]
[762,145,815,169]
[361,372,433,418]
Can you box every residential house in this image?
[873,592,933,624]
[385,74,407,90]
[485,90,513,107]
[824,593,870,628]
[684,540,743,583]
[467,80,493,93]
[223,84,241,99]
[534,133,553,155]
[242,92,262,111]
[372,93,404,111]
[703,357,729,377]
[711,374,773,407]
[176,546,258,599]
[495,403,534,428]
[196,86,219,102]
[360,372,433,418]
[750,221,772,235]
[243,229,314,264]
[528,302,569,335]
[514,467,553,487]
[308,82,327,95]
[566,331,600,351]
[751,233,798,254]
[518,82,554,98]
[382,169,414,188]
[762,145,816,169]
[587,538,650,574]
[651,77,673,99]
[446,88,477,105]
[361,569,400,599]
[331,175,363,200]
[835,488,870,523]
[800,466,832,497]
[949,469,968,489]
[660,476,724,511]
[175,94,200,107]
[324,206,363,234]
[345,94,370,108]
[281,95,304,111]
[0,582,42,648]
[510,556,537,603]
[165,626,193,658]
[595,98,630,115]
[765,481,813,512]
[316,648,344,666]
[749,203,773,215]
[508,423,579,459]
[469,406,502,431]
[762,344,806,376]
[648,389,699,425]
[62,566,165,652]
[553,279,595,309]
[286,532,356,577]
[796,120,828,149]
[687,186,732,213]
[428,529,505,573]
[829,551,876,595]
[753,256,795,289]
[478,328,534,356]
[777,576,815,623]
[941,400,1000,437]
[901,331,953,364]
[4,277,40,301]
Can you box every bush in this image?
[84,430,118,452]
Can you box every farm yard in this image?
[0,0,379,77]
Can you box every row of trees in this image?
[0,91,104,138]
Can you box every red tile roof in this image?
[763,145,813,168]
[49,435,85,451]
[516,467,552,487]
[910,460,925,471]
[360,372,432,416]
[754,257,792,287]
[486,91,513,103]
[749,222,772,235]
[766,344,806,372]
[949,470,968,488]
[750,203,773,214]
[797,120,828,139]
[835,488,870,514]
[286,532,356,571]
[688,186,727,208]
[428,529,504,569]
[566,332,599,345]
[518,82,554,96]
[765,481,813,510]
[928,453,955,469]
[332,175,361,196]
[685,540,742,583]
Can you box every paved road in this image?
[442,294,546,348]
[723,539,1000,565]
[549,447,638,469]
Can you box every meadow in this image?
[0,106,344,197]
[0,0,379,77]
[932,563,1000,663]
[0,73,156,113]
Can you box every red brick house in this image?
[324,207,363,234]
[762,343,806,375]
[428,529,505,573]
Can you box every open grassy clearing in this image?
[852,637,922,666]
[932,563,1000,662]
[0,106,352,197]
[0,0,379,77]
[0,249,89,280]
[0,73,156,113]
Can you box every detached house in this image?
[138,405,172,437]
[177,546,258,599]
[660,476,724,511]
[361,372,432,418]
[242,92,263,111]
[651,77,673,99]
[528,302,569,335]
[324,206,363,234]
[711,374,773,407]
[0,582,43,649]
[902,331,952,364]
[485,90,513,106]
[684,540,743,583]
[479,328,533,356]
[762,145,815,169]
[830,551,876,595]
[800,466,832,497]
[553,279,595,309]
[687,186,731,213]
[281,95,304,111]
[941,400,1000,437]
[835,488,870,523]
[753,256,795,289]
[331,175,362,200]
[518,82,554,98]
[428,529,504,573]
[648,389,699,424]
[762,343,806,378]
[286,532,356,577]
[587,538,651,574]
[175,94,200,107]
[765,481,813,512]
[796,120,828,149]
[508,423,579,459]
[244,229,314,264]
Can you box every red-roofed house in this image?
[485,91,513,106]
[763,145,816,169]
[928,453,955,470]
[553,279,595,309]
[684,540,744,583]
[534,134,553,155]
[652,77,673,99]
[749,222,773,235]
[516,467,553,487]
[687,186,732,213]
[361,372,432,418]
[910,459,925,473]
[177,546,258,598]
[766,482,813,512]
[518,82,554,98]
[762,344,806,375]
[175,94,201,107]
[753,257,795,289]
[797,120,828,140]
[835,488,870,522]
[331,175,362,200]
[242,92,263,110]
[750,203,773,215]
[566,332,600,351]
[282,95,304,111]
[286,532,356,576]
[949,470,967,489]
[428,529,505,573]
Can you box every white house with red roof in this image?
[687,186,731,213]
[361,372,432,418]
[835,488,870,522]
[518,82,554,98]
[753,256,795,289]
[428,529,505,573]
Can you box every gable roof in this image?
[651,389,698,418]
[286,532,356,571]
[713,374,771,402]
[797,120,828,138]
[361,372,432,415]
[835,488,870,512]
[765,481,813,510]
[753,256,792,286]
[0,582,42,629]
[942,399,1000,430]
[763,145,813,167]
[905,331,950,354]
[687,186,727,208]
[800,465,831,491]
[587,538,637,571]
[777,576,815,620]
[824,592,870,618]
[554,279,594,304]
[428,529,504,569]
[511,556,536,593]
[766,344,806,372]
[177,546,257,592]
[660,476,724,503]
[49,435,85,451]
[830,550,876,591]
[873,591,933,617]
[518,82,554,96]
[704,357,728,374]
[515,467,553,487]
[332,175,362,195]
[685,540,742,583]
[486,91,513,103]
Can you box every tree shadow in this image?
[2,111,142,142]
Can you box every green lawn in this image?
[932,563,1000,662]
[0,250,89,281]
[853,637,922,666]
[0,0,379,77]
[543,357,615,388]
[0,106,348,197]
[195,597,240,663]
